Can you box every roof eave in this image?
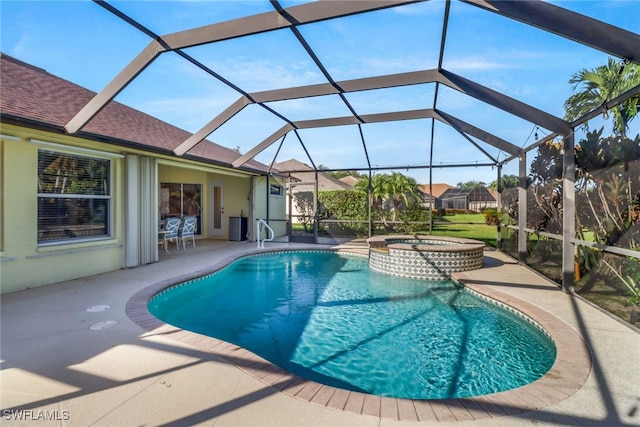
[1,114,264,175]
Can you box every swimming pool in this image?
[149,251,556,399]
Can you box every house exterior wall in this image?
[207,172,251,239]
[0,124,286,294]
[1,125,124,294]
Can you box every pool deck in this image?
[1,239,638,426]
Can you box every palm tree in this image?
[354,174,390,223]
[564,57,640,138]
[386,172,419,221]
[354,172,419,224]
[355,174,383,208]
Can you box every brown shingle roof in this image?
[417,183,453,198]
[272,159,313,172]
[339,175,360,187]
[273,159,353,191]
[0,54,267,172]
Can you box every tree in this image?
[386,172,419,221]
[573,131,640,296]
[317,164,366,180]
[575,130,640,248]
[564,57,640,138]
[354,172,419,227]
[527,141,564,233]
[489,175,518,191]
[355,174,386,223]
[503,58,640,301]
[327,170,366,180]
[457,180,486,189]
[293,191,315,232]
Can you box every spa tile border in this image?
[125,249,592,423]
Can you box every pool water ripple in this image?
[148,251,556,399]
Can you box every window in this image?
[160,183,202,234]
[37,150,111,244]
[270,183,283,196]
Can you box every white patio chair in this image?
[179,216,197,249]
[159,217,181,252]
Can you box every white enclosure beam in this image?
[438,70,571,134]
[66,1,422,134]
[518,152,528,264]
[434,110,521,156]
[65,40,167,133]
[174,96,251,156]
[562,133,576,293]
[232,124,294,168]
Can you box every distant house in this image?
[273,159,354,192]
[439,187,497,211]
[272,159,354,225]
[417,183,454,209]
[338,175,361,187]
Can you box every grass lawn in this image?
[300,213,499,247]
[434,213,486,224]
[431,214,497,247]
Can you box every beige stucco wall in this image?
[211,173,252,238]
[1,126,124,294]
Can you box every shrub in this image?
[396,205,432,233]
[318,190,369,236]
[483,208,501,225]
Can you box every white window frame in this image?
[35,144,118,246]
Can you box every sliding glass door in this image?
[160,183,202,235]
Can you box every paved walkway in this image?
[1,240,638,426]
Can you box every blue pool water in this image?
[149,251,556,399]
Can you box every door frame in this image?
[209,181,225,237]
[288,180,317,244]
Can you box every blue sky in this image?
[2,0,639,186]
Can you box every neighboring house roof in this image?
[417,183,453,198]
[273,159,353,191]
[272,159,312,173]
[440,187,496,202]
[0,54,267,173]
[339,175,360,187]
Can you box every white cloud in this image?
[444,57,513,71]
[205,58,324,92]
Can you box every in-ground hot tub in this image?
[367,235,485,280]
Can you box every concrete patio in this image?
[1,240,638,426]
